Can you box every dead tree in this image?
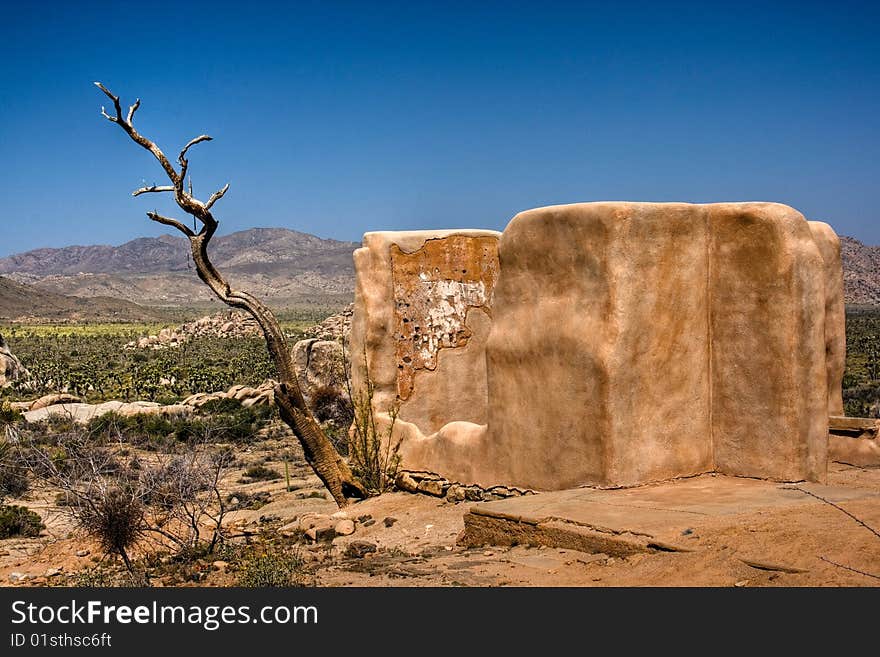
[95,83,367,507]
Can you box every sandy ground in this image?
[2,461,879,587]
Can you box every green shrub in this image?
[348,358,401,494]
[0,402,22,426]
[236,549,305,587]
[242,465,281,481]
[0,439,29,501]
[312,385,354,426]
[0,504,44,538]
[85,401,273,448]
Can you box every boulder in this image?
[29,393,81,411]
[334,519,355,536]
[23,400,191,425]
[292,338,346,407]
[0,335,29,388]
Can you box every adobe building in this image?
[349,202,845,491]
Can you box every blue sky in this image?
[1,1,878,256]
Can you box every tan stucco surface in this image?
[350,203,843,490]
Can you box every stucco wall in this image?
[350,203,844,490]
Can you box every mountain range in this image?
[0,228,358,315]
[1,228,880,322]
[839,236,880,306]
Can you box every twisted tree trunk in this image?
[95,83,366,506]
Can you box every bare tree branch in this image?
[178,136,212,186]
[132,185,175,197]
[205,183,230,210]
[95,82,122,122]
[127,99,141,124]
[179,135,213,165]
[94,82,180,185]
[98,83,368,506]
[146,211,195,238]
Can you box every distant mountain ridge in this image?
[840,236,880,306]
[0,276,164,322]
[3,228,880,312]
[0,228,359,308]
[0,228,358,275]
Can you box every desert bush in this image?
[236,548,305,587]
[0,439,30,501]
[85,402,272,449]
[312,385,354,426]
[345,351,401,494]
[242,464,281,481]
[0,504,44,539]
[20,430,231,570]
[0,401,22,426]
[76,486,145,571]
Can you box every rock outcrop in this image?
[303,304,353,342]
[292,339,346,406]
[0,334,29,388]
[351,203,844,491]
[125,310,262,350]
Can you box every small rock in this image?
[357,514,373,523]
[446,485,466,503]
[483,551,495,557]
[383,516,398,528]
[334,519,355,536]
[298,514,331,531]
[734,580,749,588]
[45,567,63,577]
[395,472,419,493]
[361,519,376,527]
[305,522,336,542]
[345,541,378,559]
[417,479,446,497]
[464,487,484,502]
[330,510,348,520]
[212,561,228,571]
[681,528,694,536]
[278,522,300,537]
[75,549,90,558]
[9,572,26,582]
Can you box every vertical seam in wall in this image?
[706,208,715,469]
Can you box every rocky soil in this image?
[3,457,878,588]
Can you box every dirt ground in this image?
[2,456,879,587]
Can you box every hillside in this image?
[4,228,879,312]
[840,236,880,306]
[0,228,359,308]
[0,276,164,322]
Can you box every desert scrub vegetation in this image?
[345,352,402,494]
[85,399,273,449]
[843,307,880,417]
[235,546,307,587]
[0,430,42,539]
[0,329,294,403]
[0,504,44,539]
[18,426,233,572]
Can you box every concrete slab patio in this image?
[460,473,880,557]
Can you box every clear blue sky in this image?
[1,0,878,256]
